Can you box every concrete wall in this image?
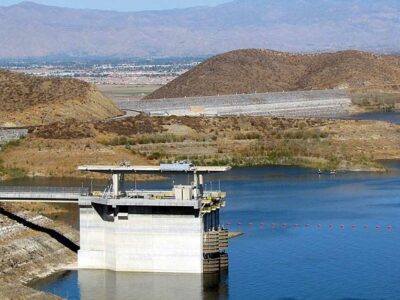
[78,270,209,300]
[0,129,28,144]
[116,89,352,118]
[78,205,204,273]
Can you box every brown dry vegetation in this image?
[0,69,123,127]
[1,115,399,179]
[0,69,89,111]
[146,49,400,104]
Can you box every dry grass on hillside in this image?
[146,49,400,99]
[0,69,122,127]
[1,115,399,179]
[0,69,89,111]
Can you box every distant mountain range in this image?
[1,0,400,58]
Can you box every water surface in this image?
[351,111,400,124]
[31,165,400,299]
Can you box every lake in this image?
[31,164,400,300]
[351,111,400,124]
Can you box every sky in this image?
[0,0,230,11]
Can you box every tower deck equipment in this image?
[78,162,231,274]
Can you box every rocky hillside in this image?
[0,204,79,299]
[146,49,400,99]
[0,69,122,127]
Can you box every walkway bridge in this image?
[0,163,232,274]
[0,163,230,205]
[0,186,88,203]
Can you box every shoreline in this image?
[0,162,394,183]
[0,204,79,299]
[0,156,400,183]
[1,115,399,180]
[1,158,398,183]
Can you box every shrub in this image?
[234,132,261,140]
[284,129,328,140]
[0,139,21,152]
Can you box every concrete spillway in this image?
[116,89,352,118]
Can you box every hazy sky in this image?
[1,0,230,11]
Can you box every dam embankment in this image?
[0,204,79,299]
[116,89,352,118]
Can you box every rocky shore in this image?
[0,204,79,299]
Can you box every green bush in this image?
[0,139,21,152]
[102,134,186,146]
[0,161,27,178]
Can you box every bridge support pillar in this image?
[112,174,119,198]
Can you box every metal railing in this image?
[0,186,89,195]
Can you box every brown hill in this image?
[146,49,400,99]
[0,69,122,127]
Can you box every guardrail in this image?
[0,186,88,194]
[0,186,89,202]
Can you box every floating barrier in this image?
[224,222,396,231]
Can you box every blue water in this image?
[351,112,400,124]
[33,165,400,300]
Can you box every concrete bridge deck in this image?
[0,187,87,203]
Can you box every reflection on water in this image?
[32,270,228,300]
[78,270,228,300]
[24,163,400,299]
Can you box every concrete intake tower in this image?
[77,163,231,274]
